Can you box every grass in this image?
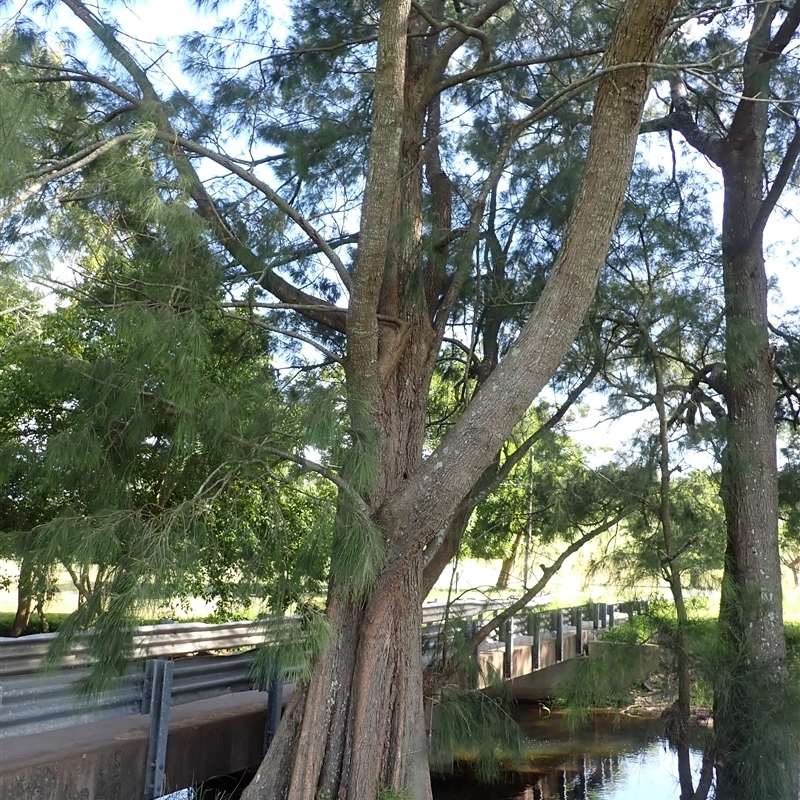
[2,555,799,635]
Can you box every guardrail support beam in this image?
[503,618,514,680]
[143,658,173,799]
[573,607,583,655]
[264,676,283,753]
[555,612,564,662]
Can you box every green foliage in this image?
[556,643,648,728]
[375,786,412,800]
[0,610,70,636]
[465,404,634,564]
[251,610,333,687]
[0,122,336,670]
[561,601,728,726]
[600,613,656,645]
[589,471,726,592]
[429,688,525,783]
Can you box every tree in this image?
[1,1,680,797]
[642,5,800,795]
[586,208,725,799]
[0,266,61,634]
[779,435,800,586]
[464,408,633,590]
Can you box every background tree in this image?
[464,408,633,590]
[641,5,800,794]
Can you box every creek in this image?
[164,707,706,800]
[431,707,707,800]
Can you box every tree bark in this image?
[496,529,524,589]
[646,333,700,800]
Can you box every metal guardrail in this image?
[1,662,146,737]
[0,619,289,677]
[0,651,261,739]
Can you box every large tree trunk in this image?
[713,5,798,798]
[716,189,794,797]
[242,2,678,797]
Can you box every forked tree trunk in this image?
[242,2,678,797]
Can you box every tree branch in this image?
[457,363,600,517]
[255,444,369,518]
[761,0,800,65]
[57,0,347,332]
[430,47,604,99]
[640,76,725,165]
[411,0,490,68]
[425,0,511,84]
[220,311,344,363]
[2,133,139,221]
[449,513,626,674]
[156,132,352,292]
[16,63,140,105]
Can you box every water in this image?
[432,708,707,800]
[162,709,706,800]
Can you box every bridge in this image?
[0,599,646,800]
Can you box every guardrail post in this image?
[264,675,284,752]
[555,611,564,662]
[527,613,540,670]
[592,602,600,630]
[503,617,514,680]
[573,607,583,655]
[608,603,616,628]
[600,602,607,629]
[470,619,481,689]
[143,658,173,799]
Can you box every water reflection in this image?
[432,708,706,800]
